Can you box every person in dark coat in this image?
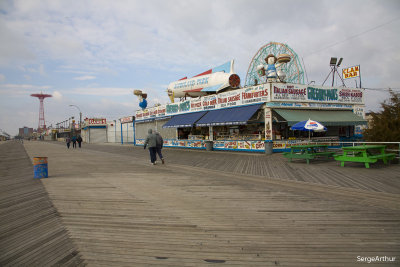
[66,136,71,149]
[77,135,83,148]
[71,135,77,148]
[155,131,165,164]
[144,129,157,165]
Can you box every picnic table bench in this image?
[283,144,336,164]
[334,145,396,169]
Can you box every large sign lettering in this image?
[242,84,269,104]
[272,84,306,101]
[88,118,106,125]
[342,65,360,79]
[136,83,365,121]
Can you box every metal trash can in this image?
[33,157,48,179]
[265,140,273,155]
[205,140,213,151]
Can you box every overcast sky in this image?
[0,0,399,136]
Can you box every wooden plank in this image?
[0,141,85,266]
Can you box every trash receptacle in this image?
[265,140,273,155]
[205,140,213,151]
[33,157,48,179]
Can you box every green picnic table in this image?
[282,144,336,164]
[334,145,396,169]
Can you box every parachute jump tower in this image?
[31,92,52,133]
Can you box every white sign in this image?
[242,84,270,104]
[136,83,364,121]
[120,116,134,123]
[272,83,364,104]
[218,90,241,108]
[272,84,307,101]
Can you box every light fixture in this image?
[337,58,343,67]
[329,57,337,66]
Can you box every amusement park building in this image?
[134,82,366,152]
[134,42,366,152]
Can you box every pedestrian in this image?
[155,131,165,164]
[77,135,83,148]
[66,136,71,149]
[143,129,157,165]
[72,135,77,148]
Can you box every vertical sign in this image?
[264,108,272,141]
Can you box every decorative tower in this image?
[31,92,52,133]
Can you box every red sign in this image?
[88,118,106,125]
[120,116,133,123]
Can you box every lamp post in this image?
[69,105,82,130]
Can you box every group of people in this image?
[66,135,83,149]
[144,129,164,165]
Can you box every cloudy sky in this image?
[0,0,399,136]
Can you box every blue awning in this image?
[162,111,207,128]
[196,104,263,127]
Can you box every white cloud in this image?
[74,75,96,81]
[68,87,132,96]
[0,83,52,96]
[0,74,5,82]
[52,90,63,100]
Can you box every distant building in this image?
[0,130,10,141]
[19,127,34,138]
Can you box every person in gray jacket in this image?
[155,131,165,164]
[144,129,157,165]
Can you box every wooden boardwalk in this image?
[83,143,400,195]
[3,141,400,266]
[0,141,85,266]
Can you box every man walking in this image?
[144,129,157,165]
[66,136,71,149]
[71,135,77,148]
[77,135,83,148]
[155,131,165,164]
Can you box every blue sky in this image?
[0,0,399,136]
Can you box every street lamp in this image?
[69,105,82,130]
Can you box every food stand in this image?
[135,83,366,152]
[134,42,367,152]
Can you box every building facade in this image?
[135,82,366,152]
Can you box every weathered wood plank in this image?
[0,141,85,266]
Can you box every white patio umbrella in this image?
[290,119,327,139]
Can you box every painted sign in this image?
[272,84,307,101]
[202,95,218,110]
[136,110,143,120]
[120,116,134,123]
[190,98,203,112]
[338,88,364,103]
[88,118,107,125]
[157,105,166,117]
[136,83,365,121]
[218,90,241,108]
[271,83,364,104]
[242,84,270,104]
[342,65,360,79]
